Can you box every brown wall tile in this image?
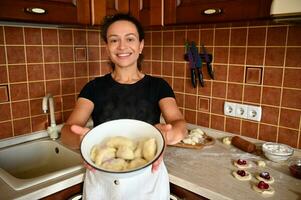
[229,47,245,64]
[278,128,299,148]
[262,87,281,106]
[215,29,230,46]
[200,29,213,45]
[28,64,44,81]
[26,46,43,63]
[29,82,45,98]
[212,82,226,98]
[43,47,59,62]
[211,98,224,115]
[259,124,277,142]
[246,47,264,65]
[7,46,25,64]
[213,64,227,81]
[162,62,172,76]
[228,65,244,83]
[60,47,74,62]
[184,94,197,110]
[0,103,11,121]
[282,89,301,110]
[8,65,27,82]
[225,117,241,135]
[163,31,173,46]
[152,47,162,60]
[245,67,262,84]
[10,83,28,101]
[261,106,279,125]
[197,111,209,127]
[214,47,228,63]
[0,46,6,64]
[266,26,287,46]
[13,118,31,136]
[244,85,261,103]
[231,28,247,46]
[5,27,24,45]
[59,29,73,45]
[287,26,301,46]
[42,29,58,45]
[0,66,8,83]
[248,27,266,46]
[0,121,13,139]
[227,83,243,101]
[75,47,87,61]
[241,120,258,138]
[45,63,60,80]
[0,26,4,44]
[279,108,300,129]
[73,30,86,46]
[184,110,196,124]
[24,28,41,45]
[285,48,301,67]
[174,31,186,46]
[151,61,161,75]
[0,85,8,102]
[11,100,29,119]
[210,114,225,131]
[263,67,283,86]
[88,31,100,45]
[283,68,301,89]
[46,80,61,96]
[265,47,285,66]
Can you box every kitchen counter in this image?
[165,124,301,200]
[0,125,300,200]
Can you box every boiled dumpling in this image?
[128,158,147,169]
[106,136,136,150]
[94,147,116,166]
[143,138,157,161]
[116,145,134,160]
[101,158,128,171]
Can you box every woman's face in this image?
[106,20,144,69]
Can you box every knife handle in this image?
[207,63,215,79]
[191,68,196,88]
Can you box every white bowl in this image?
[80,119,165,178]
[262,142,294,162]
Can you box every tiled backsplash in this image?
[0,21,300,149]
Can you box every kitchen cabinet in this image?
[170,183,208,200]
[0,0,163,26]
[41,183,83,200]
[0,0,91,25]
[164,0,273,25]
[92,0,163,26]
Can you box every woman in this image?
[61,13,187,200]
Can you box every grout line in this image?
[224,26,231,132]
[276,25,289,143]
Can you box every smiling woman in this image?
[61,13,187,200]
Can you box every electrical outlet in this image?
[247,105,262,121]
[235,104,248,119]
[224,101,236,117]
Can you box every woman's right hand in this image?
[70,124,90,141]
[70,125,96,171]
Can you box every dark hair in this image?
[100,13,145,70]
[101,13,144,43]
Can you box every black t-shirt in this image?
[79,73,175,126]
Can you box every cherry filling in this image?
[260,172,271,180]
[257,181,269,190]
[237,159,247,165]
[237,170,246,177]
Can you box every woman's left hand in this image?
[152,123,172,173]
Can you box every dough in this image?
[257,160,266,167]
[116,145,135,160]
[234,160,251,169]
[93,147,116,166]
[143,138,157,161]
[182,128,205,145]
[128,158,147,169]
[106,136,136,150]
[222,137,231,145]
[232,170,251,181]
[252,184,275,196]
[134,140,145,158]
[101,158,128,171]
[256,173,275,184]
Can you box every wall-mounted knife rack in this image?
[184,53,213,63]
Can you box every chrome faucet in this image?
[42,94,59,140]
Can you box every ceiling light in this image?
[203,8,222,15]
[25,7,47,14]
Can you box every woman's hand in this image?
[70,125,95,171]
[151,123,172,173]
[70,124,90,141]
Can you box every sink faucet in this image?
[42,94,59,140]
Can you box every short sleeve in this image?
[78,80,95,102]
[157,78,175,100]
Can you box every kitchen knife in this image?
[190,42,204,87]
[185,42,197,88]
[202,44,214,79]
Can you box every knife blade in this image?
[185,42,197,88]
[202,44,214,79]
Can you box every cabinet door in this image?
[164,0,273,25]
[130,0,163,26]
[91,0,130,25]
[41,183,83,200]
[0,0,91,25]
[170,183,208,200]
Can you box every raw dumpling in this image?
[128,158,147,169]
[134,140,145,158]
[116,145,134,160]
[101,158,128,171]
[93,147,116,166]
[143,138,157,161]
[106,136,136,150]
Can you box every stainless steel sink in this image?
[0,139,84,190]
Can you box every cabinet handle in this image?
[176,0,181,7]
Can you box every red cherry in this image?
[257,181,269,189]
[237,170,246,177]
[237,159,247,165]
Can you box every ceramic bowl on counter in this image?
[288,157,301,179]
[80,119,165,178]
[262,142,294,162]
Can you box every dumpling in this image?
[116,145,134,160]
[93,147,116,167]
[106,136,136,150]
[101,158,128,171]
[134,140,145,158]
[143,138,157,161]
[128,158,147,169]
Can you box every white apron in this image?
[82,161,170,200]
